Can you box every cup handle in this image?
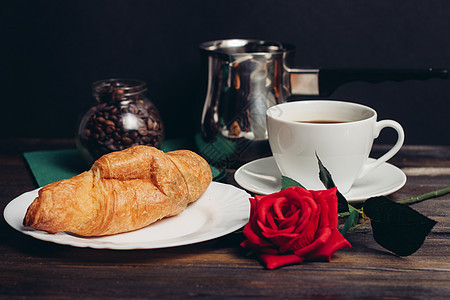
[357,120,405,179]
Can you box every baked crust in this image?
[23,146,212,236]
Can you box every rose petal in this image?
[293,227,331,257]
[242,221,273,248]
[277,209,302,229]
[266,211,279,230]
[292,189,319,233]
[248,197,258,219]
[259,222,297,236]
[305,228,351,261]
[273,199,288,219]
[259,253,305,270]
[317,188,339,228]
[257,196,279,224]
[313,191,330,229]
[285,216,320,252]
[262,231,301,250]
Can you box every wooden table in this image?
[1,139,449,299]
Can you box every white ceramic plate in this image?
[3,182,251,249]
[234,157,406,203]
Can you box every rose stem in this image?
[396,186,450,205]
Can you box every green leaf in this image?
[334,189,349,214]
[363,196,437,256]
[317,153,335,190]
[340,206,360,236]
[316,153,349,214]
[281,176,305,190]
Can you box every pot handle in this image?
[289,68,449,97]
[320,68,449,96]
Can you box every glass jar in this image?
[76,79,164,165]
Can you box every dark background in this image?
[2,0,450,145]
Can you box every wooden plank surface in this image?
[0,140,449,299]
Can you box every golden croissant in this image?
[23,146,212,236]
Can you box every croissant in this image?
[23,146,212,237]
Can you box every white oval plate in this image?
[234,156,406,203]
[3,182,251,249]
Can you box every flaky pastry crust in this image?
[23,146,212,236]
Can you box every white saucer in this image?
[234,157,406,203]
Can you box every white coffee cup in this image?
[266,100,404,194]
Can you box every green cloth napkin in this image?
[24,149,87,187]
[24,138,225,187]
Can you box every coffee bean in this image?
[130,131,139,139]
[106,144,118,151]
[105,120,115,127]
[147,119,154,130]
[112,131,119,139]
[128,104,138,114]
[138,128,148,136]
[105,126,114,134]
[122,137,133,145]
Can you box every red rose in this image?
[241,186,351,269]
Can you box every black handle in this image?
[318,68,449,97]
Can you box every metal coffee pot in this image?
[198,39,448,167]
